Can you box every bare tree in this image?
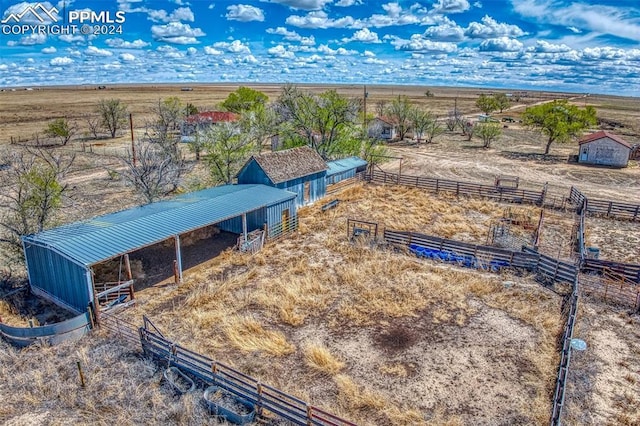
[150,97,184,140]
[83,114,101,139]
[423,118,445,144]
[385,95,413,140]
[0,148,74,264]
[410,107,437,143]
[119,138,190,204]
[375,100,387,117]
[463,120,476,141]
[97,98,128,138]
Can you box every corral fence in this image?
[568,187,640,221]
[550,276,579,426]
[0,311,92,347]
[326,171,365,196]
[136,318,356,426]
[580,259,640,310]
[266,215,299,243]
[376,224,579,425]
[365,166,547,206]
[384,229,577,284]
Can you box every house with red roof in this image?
[180,111,239,143]
[578,131,632,168]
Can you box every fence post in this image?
[306,405,313,426]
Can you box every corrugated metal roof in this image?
[326,157,368,177]
[23,184,296,267]
[578,131,632,149]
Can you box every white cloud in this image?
[240,54,258,63]
[208,3,215,9]
[259,0,332,11]
[50,56,74,66]
[364,57,387,64]
[567,26,581,34]
[267,27,300,40]
[204,46,223,55]
[85,46,113,56]
[532,40,572,53]
[286,11,355,29]
[105,38,150,49]
[119,53,136,61]
[41,46,57,53]
[335,0,361,6]
[392,35,458,53]
[59,34,87,43]
[512,0,640,43]
[187,47,197,55]
[343,28,381,43]
[318,44,357,55]
[424,18,465,41]
[213,40,251,53]
[432,0,470,14]
[226,4,265,22]
[268,44,295,58]
[7,33,47,46]
[151,22,205,44]
[479,37,523,52]
[465,15,526,39]
[362,50,376,57]
[148,6,194,23]
[156,45,185,58]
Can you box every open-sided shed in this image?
[22,184,297,314]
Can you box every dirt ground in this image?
[0,85,639,425]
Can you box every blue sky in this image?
[1,0,639,95]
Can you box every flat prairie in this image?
[0,84,638,425]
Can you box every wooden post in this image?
[87,305,95,329]
[124,254,135,300]
[174,235,183,284]
[130,113,136,167]
[242,213,248,242]
[306,405,313,426]
[77,361,85,388]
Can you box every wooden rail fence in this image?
[366,168,546,206]
[138,322,356,426]
[384,229,578,284]
[550,277,579,426]
[379,225,580,425]
[569,186,640,221]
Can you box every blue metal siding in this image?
[218,208,267,234]
[266,199,297,225]
[327,169,356,185]
[277,172,326,207]
[23,184,296,267]
[23,242,89,312]
[237,160,272,185]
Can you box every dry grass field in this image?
[0,85,639,425]
[1,183,564,425]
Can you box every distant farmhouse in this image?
[180,111,238,143]
[578,131,632,168]
[371,117,396,140]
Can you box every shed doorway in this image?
[580,147,588,162]
[282,209,290,232]
[304,181,311,203]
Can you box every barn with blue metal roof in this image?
[22,184,297,314]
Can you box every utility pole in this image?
[363,85,368,132]
[129,113,136,167]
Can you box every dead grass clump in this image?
[303,342,344,375]
[223,316,294,356]
[378,363,409,378]
[334,374,386,411]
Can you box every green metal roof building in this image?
[22,184,297,314]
